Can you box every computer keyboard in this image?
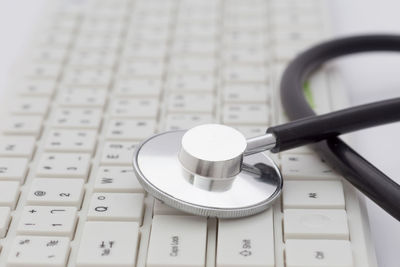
[0,0,378,266]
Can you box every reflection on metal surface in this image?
[132,130,283,218]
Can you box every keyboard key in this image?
[36,153,91,179]
[164,113,214,130]
[222,65,268,83]
[109,98,159,119]
[44,129,97,153]
[7,236,70,267]
[153,200,187,215]
[3,116,43,137]
[217,209,274,267]
[0,158,29,183]
[283,209,349,240]
[283,180,345,209]
[0,181,20,209]
[117,59,165,78]
[0,207,11,237]
[105,119,155,141]
[229,125,264,138]
[147,215,207,267]
[61,68,112,87]
[167,73,215,92]
[285,239,353,267]
[87,193,144,223]
[51,108,102,129]
[26,178,84,208]
[113,78,162,97]
[57,88,107,108]
[167,93,214,113]
[94,166,144,193]
[0,136,36,158]
[223,104,269,125]
[76,222,139,267]
[11,97,50,116]
[223,83,269,103]
[100,142,136,166]
[25,63,62,80]
[281,154,341,180]
[17,80,56,97]
[17,206,77,238]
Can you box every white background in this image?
[0,0,399,266]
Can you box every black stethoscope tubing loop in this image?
[276,34,400,221]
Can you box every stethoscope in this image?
[132,35,400,220]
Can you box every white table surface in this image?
[0,1,399,266]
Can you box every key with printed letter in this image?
[147,215,207,267]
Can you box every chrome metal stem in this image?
[244,133,277,156]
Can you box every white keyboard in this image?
[0,0,378,266]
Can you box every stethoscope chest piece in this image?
[133,124,283,218]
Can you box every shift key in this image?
[217,209,275,267]
[147,215,207,267]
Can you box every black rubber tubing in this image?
[268,35,400,221]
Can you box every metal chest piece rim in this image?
[132,128,283,218]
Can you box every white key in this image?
[123,42,167,60]
[100,142,136,165]
[7,236,70,267]
[94,166,144,193]
[27,178,84,207]
[283,180,345,209]
[17,206,77,237]
[223,104,269,125]
[30,48,67,64]
[147,215,207,267]
[281,154,341,180]
[67,49,117,68]
[0,158,29,183]
[74,34,121,51]
[17,80,56,97]
[25,63,62,80]
[51,108,102,129]
[0,136,36,158]
[229,125,265,138]
[57,88,107,108]
[36,153,91,179]
[11,97,50,116]
[283,209,349,240]
[222,47,268,65]
[223,84,269,103]
[0,207,11,237]
[105,119,155,141]
[168,93,214,113]
[222,65,268,83]
[76,222,139,267]
[87,193,144,223]
[153,200,186,215]
[169,56,216,73]
[3,116,43,137]
[113,78,162,97]
[109,98,159,118]
[171,40,217,55]
[117,60,165,78]
[44,129,97,153]
[0,181,20,209]
[167,73,215,92]
[217,209,274,267]
[285,239,353,267]
[62,68,112,87]
[164,113,214,130]
[223,30,266,47]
